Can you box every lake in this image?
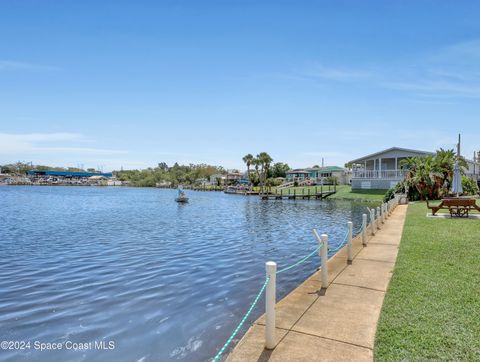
[0,186,374,361]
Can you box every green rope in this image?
[277,245,321,274]
[212,277,270,362]
[329,229,349,253]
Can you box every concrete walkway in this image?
[227,204,408,362]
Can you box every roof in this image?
[27,170,113,178]
[287,166,345,174]
[348,147,435,164]
[286,169,310,174]
[306,166,344,172]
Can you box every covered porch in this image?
[349,147,434,189]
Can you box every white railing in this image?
[352,169,406,179]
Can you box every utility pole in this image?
[457,133,461,158]
[474,151,477,176]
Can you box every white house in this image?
[349,147,434,190]
[286,166,349,185]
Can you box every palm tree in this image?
[401,149,468,200]
[257,152,273,193]
[242,154,254,186]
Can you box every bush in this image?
[383,187,395,203]
[462,176,479,196]
[326,176,338,185]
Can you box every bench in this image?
[427,198,480,217]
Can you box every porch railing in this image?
[352,169,407,179]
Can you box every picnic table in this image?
[427,198,480,217]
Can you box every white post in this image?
[347,221,353,262]
[362,213,367,246]
[321,234,328,288]
[370,208,376,235]
[265,261,276,350]
[376,207,381,228]
[313,230,328,289]
[382,204,386,223]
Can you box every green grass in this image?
[374,202,480,361]
[329,185,385,201]
[275,185,385,202]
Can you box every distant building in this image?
[27,170,113,186]
[225,171,243,185]
[285,169,310,182]
[107,179,123,186]
[209,174,225,186]
[349,147,434,190]
[286,166,348,184]
[27,170,113,178]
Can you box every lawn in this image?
[275,185,385,202]
[374,202,480,360]
[329,185,385,202]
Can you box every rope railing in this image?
[212,276,270,362]
[212,243,323,361]
[329,229,350,254]
[212,199,400,361]
[277,245,322,274]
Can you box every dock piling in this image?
[347,221,353,262]
[362,214,367,246]
[311,230,329,289]
[321,234,328,288]
[265,261,277,349]
[376,207,381,229]
[370,208,376,235]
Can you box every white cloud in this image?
[276,38,480,100]
[382,80,480,98]
[296,62,372,82]
[0,60,60,72]
[0,132,126,156]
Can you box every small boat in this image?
[175,196,189,203]
[175,189,189,203]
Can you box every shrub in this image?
[326,176,338,185]
[462,176,479,195]
[383,187,395,203]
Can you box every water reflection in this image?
[0,187,378,362]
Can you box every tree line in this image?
[115,162,226,187]
[1,155,291,189]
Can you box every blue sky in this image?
[1,0,479,171]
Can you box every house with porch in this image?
[285,169,310,182]
[286,166,348,184]
[349,147,434,190]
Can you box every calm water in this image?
[0,186,374,362]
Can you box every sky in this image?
[1,0,479,171]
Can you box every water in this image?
[0,186,375,362]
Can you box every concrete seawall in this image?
[227,205,408,361]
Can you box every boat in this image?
[175,189,189,203]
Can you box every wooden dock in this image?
[260,185,337,200]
